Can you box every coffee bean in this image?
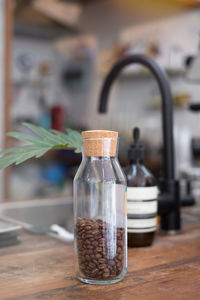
[96,234,102,240]
[92,223,99,230]
[117,254,122,260]
[99,264,107,270]
[85,225,91,231]
[103,272,110,278]
[92,229,99,235]
[85,255,90,261]
[117,247,122,253]
[111,271,116,276]
[97,219,103,224]
[98,258,106,264]
[93,259,98,265]
[108,260,115,266]
[89,262,96,269]
[104,267,110,273]
[85,234,93,239]
[118,240,124,247]
[92,241,98,247]
[96,247,102,252]
[76,217,125,281]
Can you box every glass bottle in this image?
[73,130,127,284]
[124,128,158,247]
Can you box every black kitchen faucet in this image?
[98,54,182,233]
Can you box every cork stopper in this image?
[82,130,118,157]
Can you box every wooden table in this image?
[0,210,200,300]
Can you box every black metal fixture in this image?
[98,54,181,233]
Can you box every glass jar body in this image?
[73,156,127,284]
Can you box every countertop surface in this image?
[0,207,200,300]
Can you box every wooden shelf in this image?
[100,66,185,79]
[119,67,185,79]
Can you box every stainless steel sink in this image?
[0,198,73,232]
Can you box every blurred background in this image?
[1,0,200,202]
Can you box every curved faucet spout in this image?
[98,54,175,181]
[98,54,181,232]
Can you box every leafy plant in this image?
[0,123,82,170]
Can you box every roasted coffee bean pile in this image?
[76,217,125,280]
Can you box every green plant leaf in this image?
[0,145,42,154]
[0,124,82,170]
[23,123,59,146]
[65,129,82,153]
[6,132,46,145]
[50,130,69,144]
[0,153,22,169]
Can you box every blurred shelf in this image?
[14,20,79,41]
[119,67,186,79]
[12,79,41,87]
[100,66,186,79]
[14,0,82,40]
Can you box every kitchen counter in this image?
[0,209,200,300]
